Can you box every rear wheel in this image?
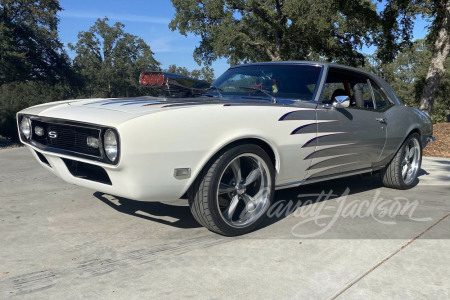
[188,144,275,236]
[381,133,422,189]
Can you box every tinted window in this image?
[213,65,322,101]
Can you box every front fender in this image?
[117,104,317,199]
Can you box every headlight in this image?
[20,116,31,139]
[103,129,119,162]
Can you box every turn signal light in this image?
[35,126,44,137]
[87,136,99,148]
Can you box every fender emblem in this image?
[48,131,58,139]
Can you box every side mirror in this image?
[322,95,350,109]
[334,95,350,108]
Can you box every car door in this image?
[305,67,387,179]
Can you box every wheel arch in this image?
[402,127,422,149]
[180,137,279,199]
[408,127,421,138]
[379,126,422,169]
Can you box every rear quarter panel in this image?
[381,105,432,165]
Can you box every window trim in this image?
[368,79,395,112]
[367,79,377,109]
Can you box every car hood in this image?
[20,97,221,125]
[20,96,316,127]
[67,96,219,113]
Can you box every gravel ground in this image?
[424,122,450,158]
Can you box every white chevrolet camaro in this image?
[18,61,433,236]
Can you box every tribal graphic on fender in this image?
[17,61,434,236]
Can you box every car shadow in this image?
[258,170,423,230]
[93,169,428,232]
[418,169,430,177]
[94,192,201,229]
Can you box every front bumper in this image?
[27,145,191,201]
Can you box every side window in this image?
[321,68,350,104]
[370,80,391,110]
[321,82,346,103]
[322,68,375,109]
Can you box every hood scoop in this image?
[139,71,211,98]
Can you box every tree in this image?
[169,0,379,67]
[366,39,450,122]
[0,0,71,84]
[166,64,192,77]
[69,18,160,98]
[366,40,431,106]
[0,80,76,139]
[166,64,215,82]
[378,0,450,116]
[0,0,76,139]
[418,1,450,115]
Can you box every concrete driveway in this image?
[1,147,449,299]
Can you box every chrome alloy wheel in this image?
[216,153,272,228]
[401,138,421,185]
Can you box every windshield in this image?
[212,64,323,101]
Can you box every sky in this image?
[58,0,431,78]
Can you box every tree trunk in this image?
[419,1,450,115]
[266,49,281,61]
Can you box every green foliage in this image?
[0,0,77,139]
[373,0,449,63]
[365,39,450,122]
[166,64,215,82]
[0,81,76,139]
[169,0,379,67]
[0,0,71,84]
[69,18,160,98]
[376,1,450,117]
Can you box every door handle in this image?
[376,117,387,124]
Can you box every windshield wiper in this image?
[204,85,223,98]
[239,86,277,103]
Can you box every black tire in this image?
[188,144,275,236]
[380,133,422,189]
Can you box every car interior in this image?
[322,68,376,109]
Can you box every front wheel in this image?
[188,144,275,236]
[380,133,422,189]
